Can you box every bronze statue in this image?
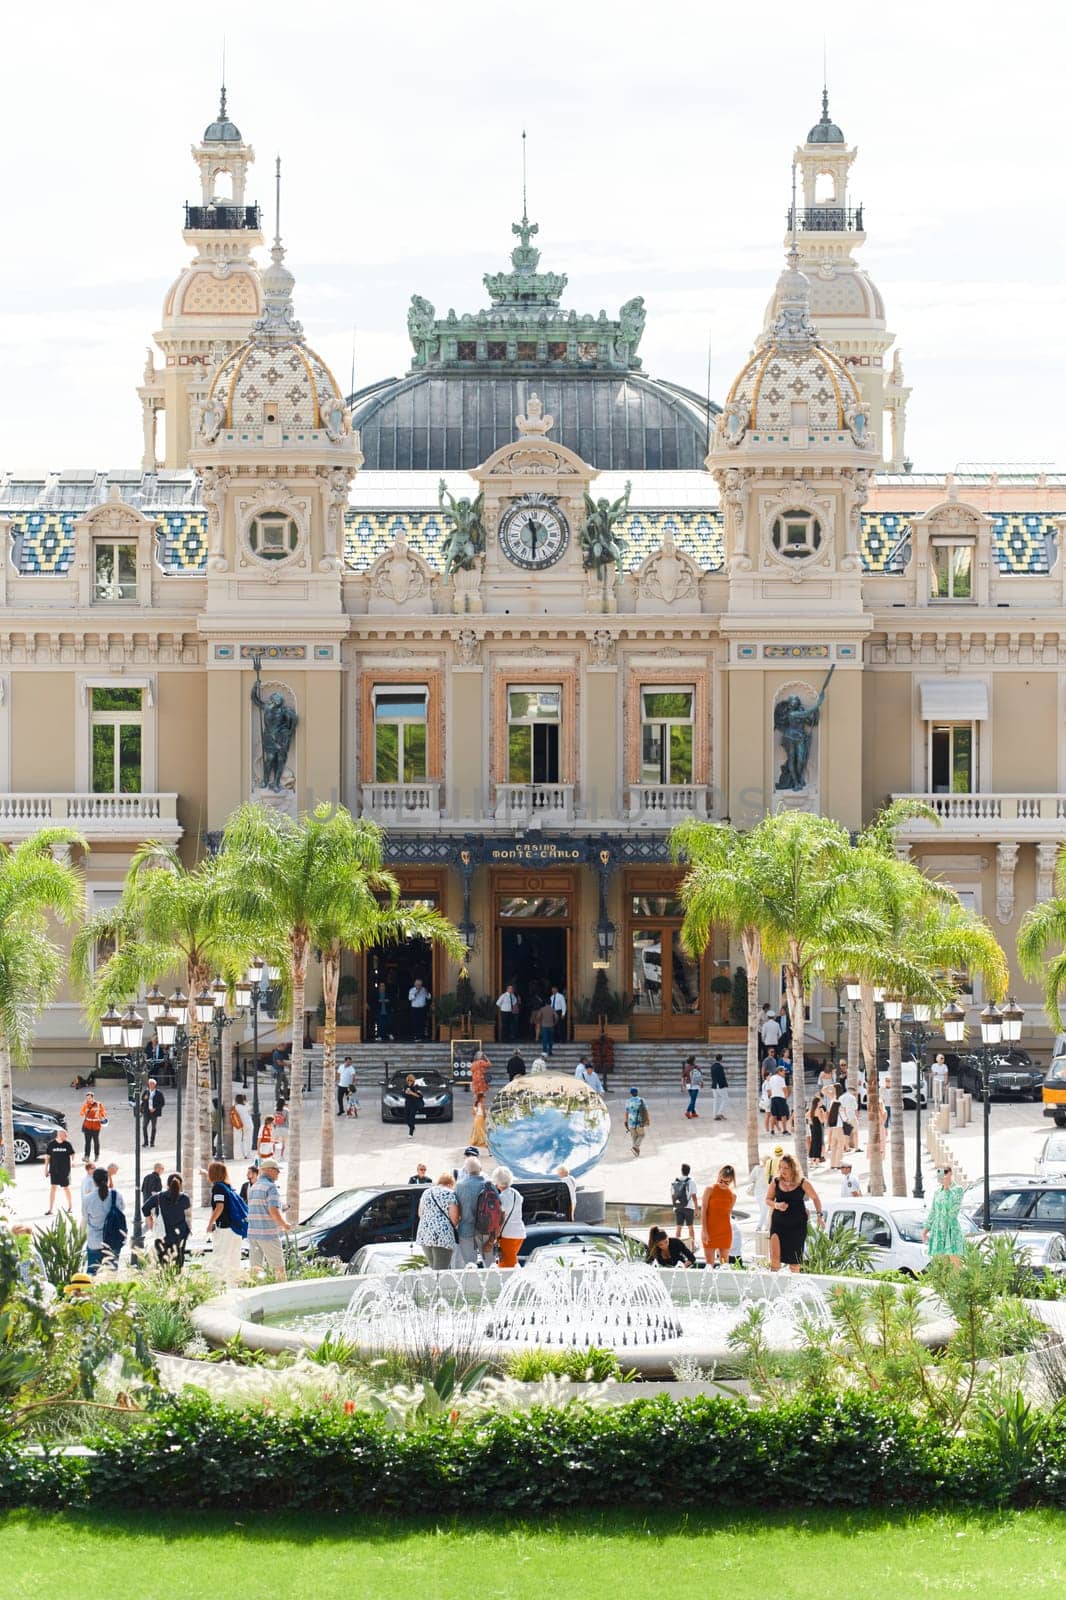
[773,665,835,791]
[251,655,297,791]
[580,481,631,578]
[438,479,485,575]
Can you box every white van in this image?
[822,1195,980,1273]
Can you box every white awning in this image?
[919,679,989,720]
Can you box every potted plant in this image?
[710,972,733,1025]
[708,964,749,1043]
[573,969,632,1042]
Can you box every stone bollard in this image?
[936,1107,950,1135]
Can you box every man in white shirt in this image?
[496,983,520,1044]
[839,1156,862,1197]
[765,1069,789,1133]
[760,1010,782,1050]
[549,985,567,1043]
[337,1058,356,1116]
[931,1053,949,1108]
[838,1085,860,1151]
[573,1058,589,1082]
[585,1064,604,1096]
[408,978,431,1041]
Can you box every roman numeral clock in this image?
[497,493,570,570]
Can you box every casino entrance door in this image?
[625,871,707,1040]
[493,871,573,1044]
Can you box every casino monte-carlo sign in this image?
[485,839,585,865]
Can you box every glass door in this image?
[629,923,703,1039]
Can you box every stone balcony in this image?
[627,783,711,827]
[493,783,575,827]
[891,792,1066,840]
[0,792,182,842]
[360,781,442,826]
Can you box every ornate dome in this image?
[718,251,872,449]
[807,89,845,145]
[162,263,262,322]
[202,243,347,435]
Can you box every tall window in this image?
[373,688,428,783]
[91,688,143,794]
[929,723,975,794]
[507,688,560,784]
[930,540,973,600]
[640,689,694,784]
[94,541,137,602]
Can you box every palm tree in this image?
[213,803,463,1208]
[1019,844,1066,1027]
[73,845,259,1202]
[673,820,769,1173]
[0,830,85,1174]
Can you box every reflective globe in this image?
[486,1072,611,1179]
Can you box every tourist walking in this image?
[470,1047,491,1107]
[247,1158,290,1278]
[931,1052,950,1108]
[141,1162,165,1207]
[624,1086,650,1156]
[838,1081,860,1152]
[45,1126,75,1214]
[232,1093,253,1159]
[765,1064,789,1135]
[766,1153,823,1274]
[670,1163,698,1246]
[403,1074,424,1136]
[205,1160,248,1281]
[140,1079,165,1148]
[469,1097,487,1148]
[923,1165,965,1265]
[506,1049,526,1081]
[701,1165,737,1266]
[760,1006,781,1052]
[450,1154,490,1266]
[646,1226,696,1267]
[808,1093,827,1165]
[685,1062,704,1119]
[494,1167,526,1267]
[141,1172,191,1269]
[337,1057,356,1116]
[407,977,431,1041]
[416,1172,457,1269]
[710,1055,728,1119]
[826,1095,846,1169]
[257,1115,277,1161]
[585,1063,604,1095]
[84,1166,126,1275]
[550,984,567,1043]
[79,1093,106,1161]
[496,983,521,1043]
[536,999,556,1058]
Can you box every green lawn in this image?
[1,1508,1063,1599]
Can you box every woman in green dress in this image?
[923,1165,966,1264]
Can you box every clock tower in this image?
[467,394,599,615]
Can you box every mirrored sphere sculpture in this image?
[486,1072,611,1179]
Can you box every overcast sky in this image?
[1,0,1058,473]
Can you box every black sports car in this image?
[380,1069,454,1123]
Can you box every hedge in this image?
[2,1393,1066,1513]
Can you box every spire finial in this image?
[219,36,227,119]
[790,161,798,250]
[274,155,282,249]
[521,129,528,222]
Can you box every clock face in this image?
[498,494,570,570]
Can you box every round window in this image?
[771,510,822,560]
[248,513,299,562]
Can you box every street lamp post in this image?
[977,1002,1004,1233]
[103,1003,147,1252]
[235,958,266,1149]
[908,1002,932,1200]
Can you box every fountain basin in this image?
[193,1265,955,1380]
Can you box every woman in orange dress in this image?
[701,1164,737,1266]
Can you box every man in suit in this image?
[140,1078,166,1148]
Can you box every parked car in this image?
[1034,1132,1066,1180]
[822,1195,982,1274]
[955,1050,1042,1102]
[346,1225,634,1275]
[292,1179,574,1263]
[9,1107,65,1164]
[857,1059,927,1110]
[961,1177,1066,1234]
[12,1095,64,1125]
[380,1070,454,1124]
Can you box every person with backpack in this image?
[671,1162,698,1246]
[625,1086,650,1156]
[449,1154,498,1266]
[84,1166,126,1274]
[205,1159,249,1281]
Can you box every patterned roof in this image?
[3,506,1058,579]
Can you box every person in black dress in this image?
[808,1093,826,1166]
[404,1074,424,1138]
[645,1226,696,1267]
[766,1153,823,1273]
[141,1172,192,1270]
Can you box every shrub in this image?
[504,1346,624,1383]
[34,1212,87,1288]
[729,966,748,1026]
[801,1222,876,1277]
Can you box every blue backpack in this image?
[101,1190,128,1257]
[222,1183,249,1239]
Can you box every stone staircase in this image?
[274,1039,750,1096]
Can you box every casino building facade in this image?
[4,90,1066,1061]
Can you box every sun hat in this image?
[840,1154,853,1166]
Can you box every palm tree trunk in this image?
[319,944,340,1188]
[847,1000,860,1095]
[286,934,309,1220]
[742,930,762,1173]
[0,1044,15,1177]
[220,1023,234,1161]
[860,984,885,1196]
[785,946,808,1174]
[888,1017,906,1196]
